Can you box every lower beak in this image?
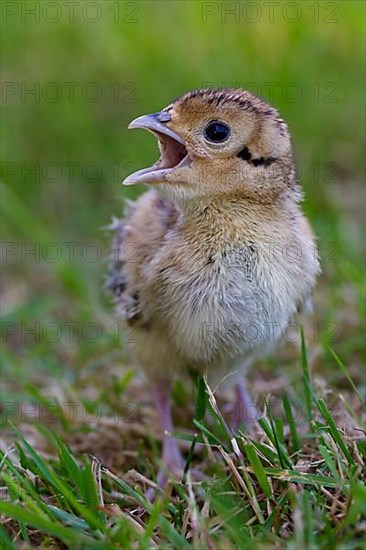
[122,113,190,186]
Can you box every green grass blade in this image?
[344,481,366,527]
[318,444,341,480]
[78,457,102,512]
[300,326,313,429]
[183,433,198,481]
[260,402,293,469]
[243,443,272,498]
[46,505,90,531]
[316,398,355,466]
[263,468,343,489]
[193,419,228,450]
[283,396,301,453]
[249,441,279,465]
[103,468,149,508]
[303,492,317,549]
[158,519,191,550]
[52,433,80,484]
[194,375,207,422]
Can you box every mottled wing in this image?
[106,189,179,327]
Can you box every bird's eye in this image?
[204,120,230,143]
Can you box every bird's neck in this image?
[176,192,284,219]
[175,193,295,245]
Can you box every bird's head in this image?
[123,88,300,204]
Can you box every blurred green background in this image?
[1,1,365,395]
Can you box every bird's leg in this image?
[151,384,184,490]
[227,377,256,431]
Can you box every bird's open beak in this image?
[123,113,190,185]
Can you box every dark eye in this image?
[204,120,230,143]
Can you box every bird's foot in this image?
[146,437,185,502]
[146,438,206,501]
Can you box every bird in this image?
[107,88,320,490]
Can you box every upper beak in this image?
[123,112,189,186]
[128,113,185,143]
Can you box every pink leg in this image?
[148,385,184,497]
[227,377,256,431]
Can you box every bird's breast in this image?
[151,241,298,364]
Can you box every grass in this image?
[0,344,365,548]
[1,1,365,547]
